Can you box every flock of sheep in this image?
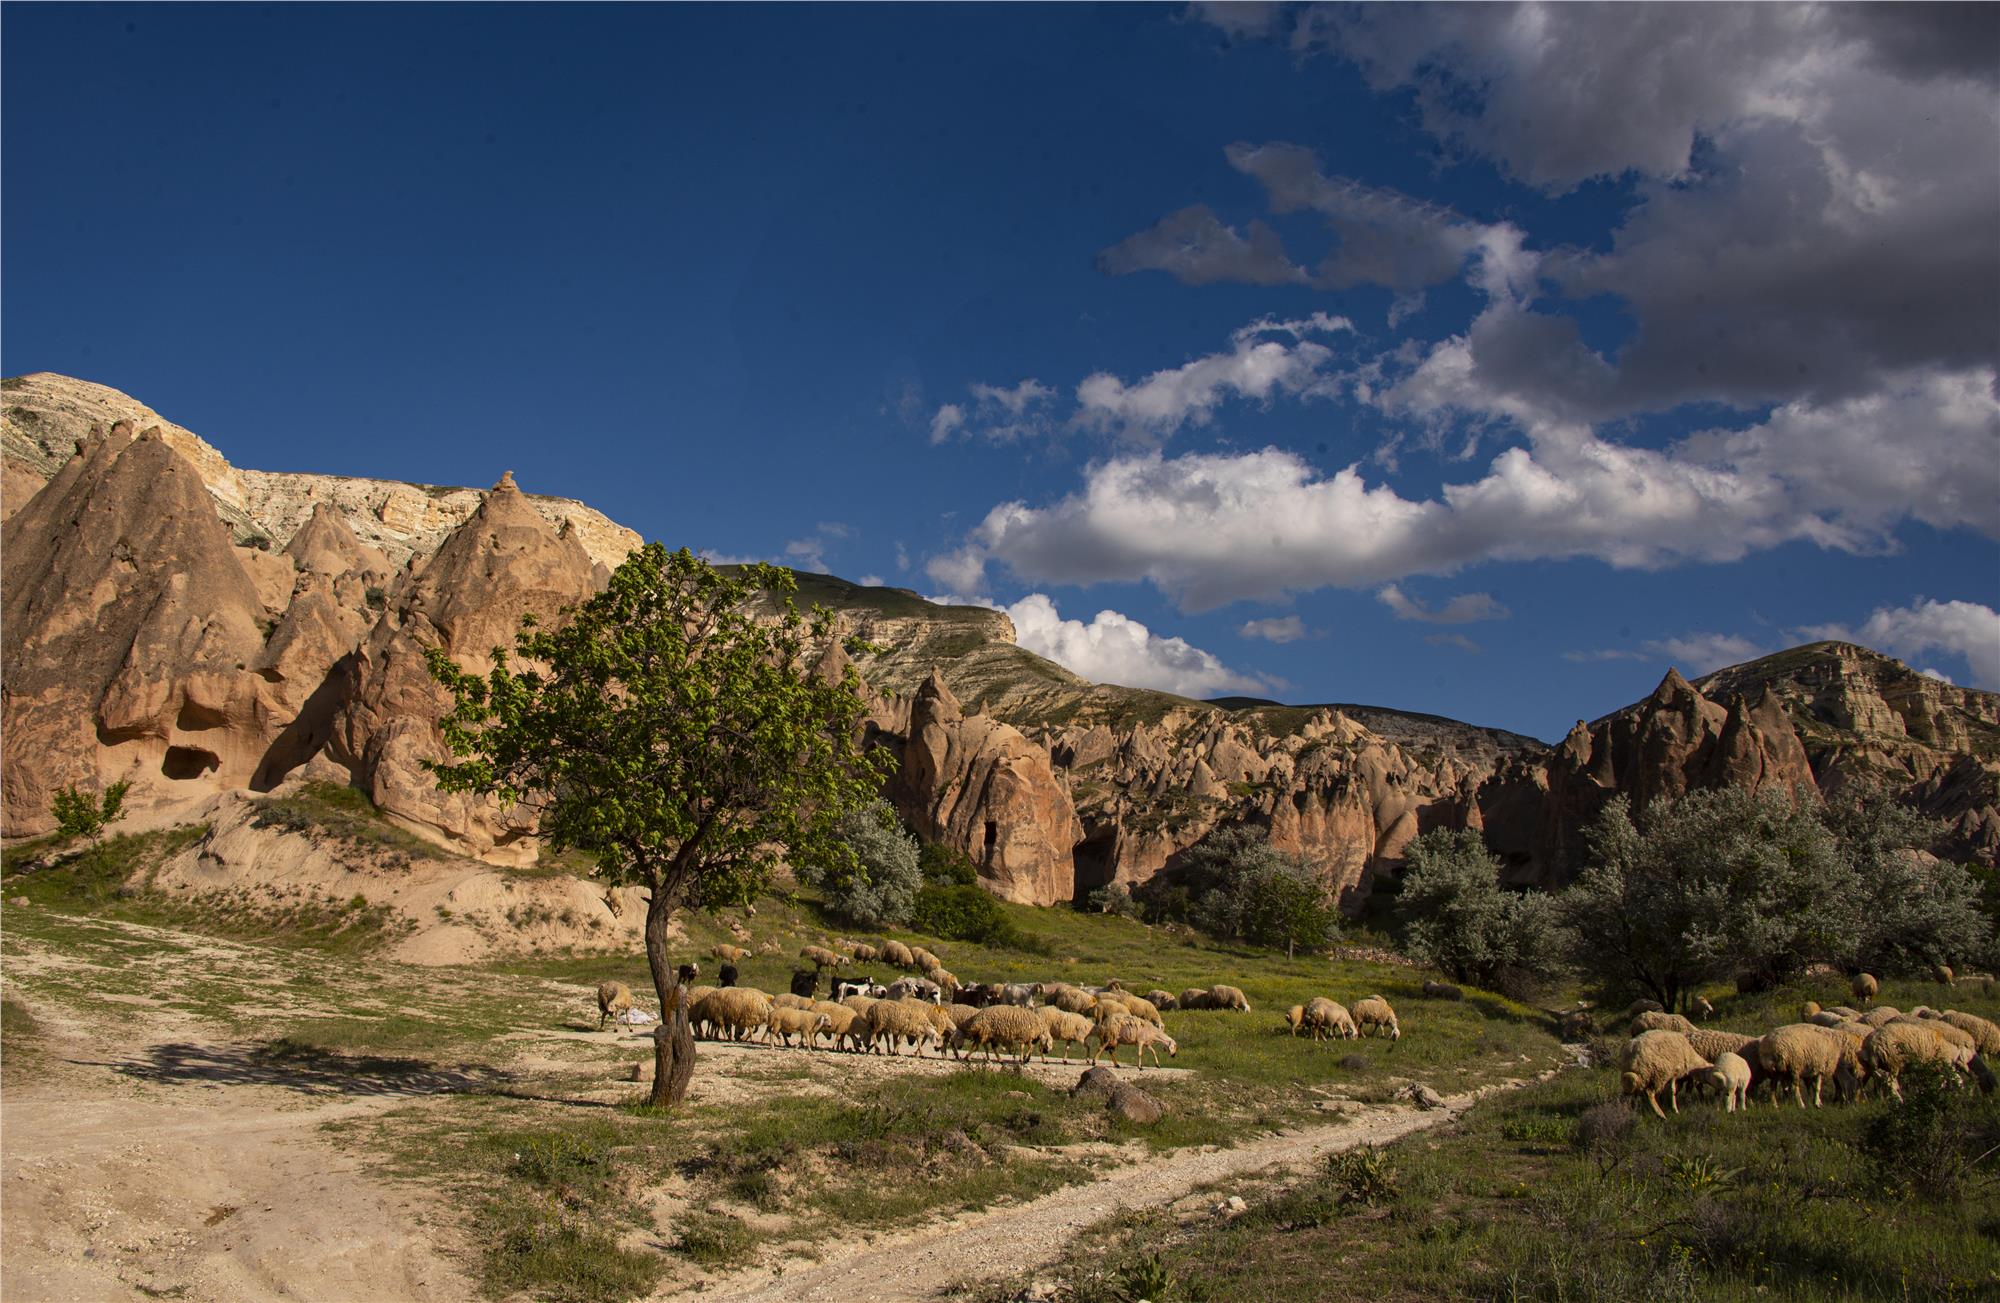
[591,937,1271,1070]
[1615,971,2000,1118]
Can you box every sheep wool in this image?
[1707,1051,1753,1112]
[1045,984,1097,1015]
[954,1005,1053,1066]
[1685,1028,1757,1062]
[1145,989,1179,1012]
[1633,1010,1699,1037]
[850,943,879,963]
[1092,1014,1178,1069]
[1861,1006,1903,1029]
[1353,995,1401,1040]
[1177,988,1213,1011]
[879,940,916,969]
[764,1006,831,1049]
[800,945,846,970]
[1620,1030,1713,1119]
[1861,1020,1962,1099]
[1933,1009,2000,1057]
[1757,1024,1856,1108]
[695,987,773,1042]
[812,1001,863,1050]
[1114,994,1165,1027]
[865,998,940,1056]
[595,981,634,1030]
[772,993,814,1011]
[1852,972,1879,1004]
[1207,985,1252,1012]
[710,944,751,964]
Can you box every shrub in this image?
[1088,883,1142,919]
[911,882,1025,947]
[1150,825,1339,956]
[1571,1101,1635,1175]
[800,801,921,928]
[51,780,130,844]
[1326,1145,1400,1205]
[1863,1061,1998,1202]
[1398,827,1566,996]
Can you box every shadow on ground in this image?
[102,1039,513,1097]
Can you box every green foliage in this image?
[1161,826,1341,957]
[911,881,1027,947]
[1088,883,1142,919]
[1823,786,1992,972]
[920,842,980,886]
[1117,1253,1175,1302]
[1398,828,1565,996]
[427,542,888,915]
[50,779,129,844]
[802,800,921,927]
[1863,1061,1998,1202]
[1326,1145,1400,1205]
[251,782,441,861]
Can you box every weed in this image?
[673,1211,755,1266]
[1326,1145,1400,1206]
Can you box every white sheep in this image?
[1757,1024,1857,1108]
[595,981,633,1030]
[1092,1013,1178,1069]
[1633,1010,1698,1036]
[1704,1050,1753,1112]
[1619,1030,1712,1119]
[1353,995,1401,1040]
[1852,972,1879,1004]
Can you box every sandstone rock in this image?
[327,472,598,863]
[284,501,391,581]
[1070,1064,1121,1100]
[1106,1081,1164,1124]
[2,423,281,833]
[1404,1083,1445,1110]
[891,669,1080,905]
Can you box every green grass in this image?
[983,1062,2000,1303]
[249,782,445,862]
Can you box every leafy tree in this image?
[1398,827,1565,994]
[1560,787,1855,1011]
[1823,787,1992,973]
[51,780,130,845]
[427,544,889,1106]
[1176,825,1341,957]
[800,800,921,928]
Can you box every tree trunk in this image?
[644,883,695,1107]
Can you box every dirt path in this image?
[693,1077,1528,1303]
[2,1043,475,1303]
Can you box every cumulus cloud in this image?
[1239,614,1308,643]
[1800,598,2000,689]
[930,379,1056,444]
[1004,593,1271,697]
[1075,316,1351,439]
[1426,633,1481,654]
[928,404,965,443]
[938,354,1999,612]
[1564,633,1767,674]
[1377,584,1509,624]
[1096,205,1304,286]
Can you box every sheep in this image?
[864,998,941,1056]
[1807,1010,1850,1028]
[1092,1013,1178,1069]
[908,945,941,973]
[1623,998,1666,1020]
[1421,981,1464,1001]
[1758,1024,1858,1108]
[772,992,815,1011]
[1633,1010,1699,1036]
[1207,984,1252,1012]
[764,1006,832,1050]
[595,981,634,1029]
[928,969,962,998]
[800,944,847,971]
[693,987,772,1042]
[1287,996,1355,1041]
[1861,1006,1903,1029]
[880,940,916,969]
[1691,996,1715,1022]
[1705,1051,1754,1112]
[850,942,879,963]
[1800,1000,1823,1021]
[1109,993,1164,1027]
[1686,1028,1758,1062]
[886,977,942,1004]
[1145,988,1179,1012]
[1353,995,1401,1040]
[840,993,879,1018]
[1861,1020,1965,1100]
[812,1001,864,1051]
[945,1002,984,1029]
[1927,1009,2000,1057]
[953,1005,1052,1067]
[1852,972,1879,1004]
[1828,1006,1862,1019]
[1619,1030,1713,1119]
[1038,1007,1095,1061]
[1177,987,1213,1011]
[1935,963,1956,986]
[710,944,751,964]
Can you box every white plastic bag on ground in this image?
[617,1007,656,1026]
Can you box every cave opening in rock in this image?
[1071,826,1118,905]
[162,746,221,780]
[983,819,997,859]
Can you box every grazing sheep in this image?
[1287,996,1356,1041]
[909,945,941,973]
[1705,1051,1753,1112]
[1861,1020,1965,1100]
[694,987,773,1042]
[1177,987,1213,1011]
[1758,1024,1858,1108]
[1039,1008,1095,1060]
[1935,963,1956,986]
[929,969,961,996]
[1852,972,1879,1004]
[1421,981,1464,1001]
[880,940,916,969]
[850,942,879,963]
[945,1002,983,1030]
[764,1006,832,1050]
[1619,1030,1713,1119]
[1038,983,1097,1014]
[812,1001,864,1051]
[1623,998,1666,1020]
[864,998,941,1056]
[1800,1000,1823,1021]
[1861,1006,1903,1029]
[1207,985,1252,1012]
[1927,1009,2000,1057]
[921,1002,957,1041]
[1633,1011,1699,1036]
[1353,995,1401,1040]
[1806,1010,1850,1028]
[1685,1028,1758,1062]
[886,977,943,1004]
[710,944,751,964]
[1111,994,1164,1027]
[1691,996,1715,1021]
[1092,1014,1179,1069]
[595,981,634,1030]
[772,992,815,1011]
[953,1005,1052,1067]
[800,945,847,971]
[1145,989,1179,1012]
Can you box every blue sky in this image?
[5,3,1996,740]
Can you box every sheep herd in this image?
[581,939,1281,1071]
[1613,971,2000,1119]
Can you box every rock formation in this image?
[891,670,1081,906]
[326,472,599,863]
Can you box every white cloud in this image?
[1097,205,1305,286]
[1641,633,1768,675]
[1801,598,2000,690]
[1005,593,1270,698]
[856,574,885,588]
[928,404,965,444]
[1426,633,1482,654]
[894,541,911,573]
[1562,648,1647,664]
[1239,614,1307,643]
[1074,322,1348,440]
[925,545,991,597]
[1920,667,1956,684]
[1377,584,1509,624]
